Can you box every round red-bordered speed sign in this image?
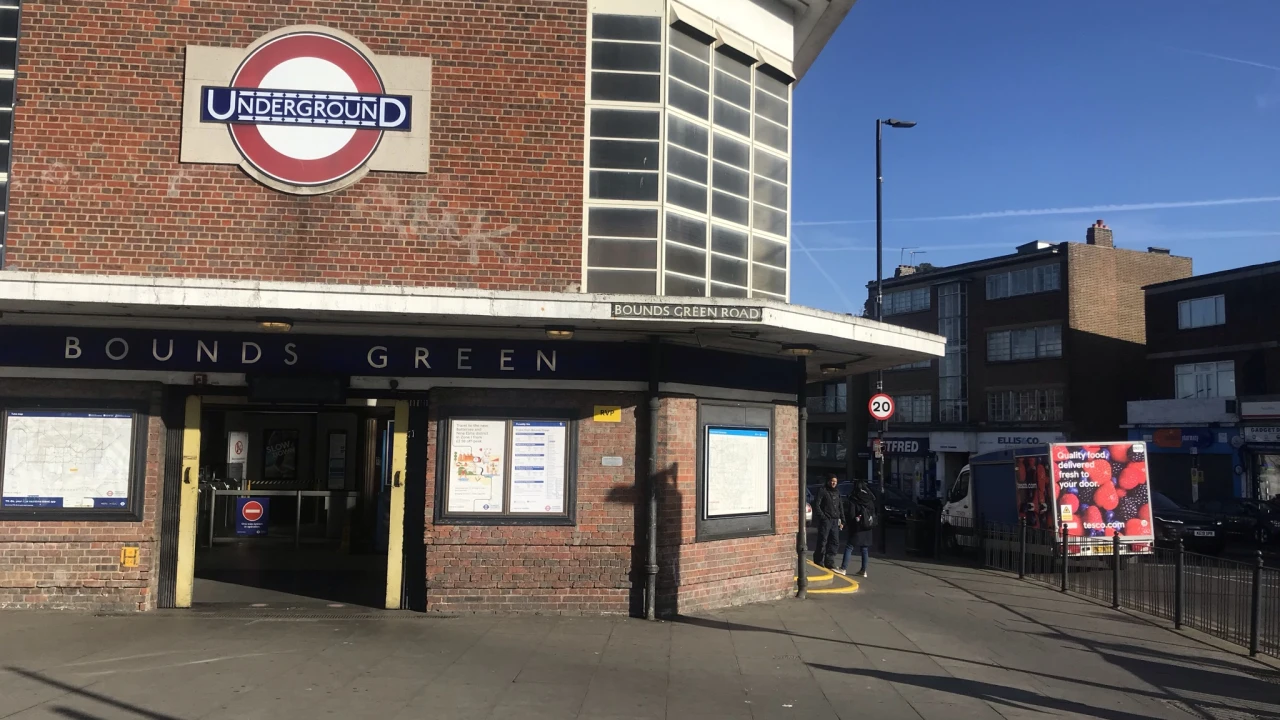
[868,393,895,421]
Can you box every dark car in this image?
[1152,492,1226,554]
[872,485,921,524]
[1191,498,1280,544]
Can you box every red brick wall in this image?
[6,1,586,290]
[0,380,165,611]
[655,398,797,616]
[422,389,642,614]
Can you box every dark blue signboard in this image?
[0,327,798,394]
[201,88,413,131]
[235,497,269,537]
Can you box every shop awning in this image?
[0,272,944,382]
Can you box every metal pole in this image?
[875,119,883,324]
[1174,538,1185,629]
[797,356,810,599]
[1250,550,1263,656]
[645,337,660,621]
[1112,533,1121,610]
[295,490,303,549]
[874,119,887,558]
[1018,518,1027,579]
[1060,524,1069,593]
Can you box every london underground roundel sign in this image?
[200,31,412,191]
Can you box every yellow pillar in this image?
[174,395,201,608]
[385,401,409,609]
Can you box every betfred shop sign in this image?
[181,26,430,195]
[880,437,929,456]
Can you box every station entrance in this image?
[175,397,408,609]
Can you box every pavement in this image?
[3,557,1279,720]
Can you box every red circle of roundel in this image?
[228,32,385,187]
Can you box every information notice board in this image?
[1,410,135,509]
[705,426,770,517]
[446,419,508,513]
[510,421,567,513]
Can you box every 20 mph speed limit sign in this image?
[868,393,895,421]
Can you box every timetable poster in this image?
[510,421,567,513]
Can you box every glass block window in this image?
[585,13,662,294]
[659,23,792,300]
[0,0,16,263]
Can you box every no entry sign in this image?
[236,497,270,536]
[869,393,895,422]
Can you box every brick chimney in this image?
[894,265,917,278]
[1086,219,1113,248]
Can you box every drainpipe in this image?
[797,357,809,599]
[645,336,660,620]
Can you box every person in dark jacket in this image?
[838,480,877,577]
[813,474,845,568]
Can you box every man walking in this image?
[813,474,844,569]
[837,478,877,578]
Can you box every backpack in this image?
[848,491,877,530]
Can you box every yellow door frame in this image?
[384,400,409,609]
[172,396,408,609]
[174,395,202,608]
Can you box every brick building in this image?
[1127,260,1280,505]
[855,221,1191,501]
[0,0,944,614]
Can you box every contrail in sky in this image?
[1177,48,1280,72]
[798,231,1280,255]
[792,196,1280,227]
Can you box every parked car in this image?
[1152,492,1226,554]
[872,485,921,524]
[1191,499,1280,544]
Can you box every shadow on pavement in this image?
[807,663,1203,720]
[4,667,180,720]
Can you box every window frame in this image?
[985,388,1065,423]
[0,398,149,522]
[1177,295,1226,330]
[433,406,579,526]
[1174,360,1236,399]
[985,263,1060,300]
[883,286,931,316]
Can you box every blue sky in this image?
[790,0,1280,314]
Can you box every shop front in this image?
[1241,426,1280,501]
[1127,426,1245,504]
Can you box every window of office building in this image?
[1175,361,1235,399]
[0,0,16,262]
[888,359,931,371]
[584,13,662,294]
[893,394,932,424]
[985,264,1060,300]
[883,287,930,316]
[987,325,1062,362]
[662,23,791,300]
[1177,295,1225,330]
[987,389,1065,423]
[938,283,968,422]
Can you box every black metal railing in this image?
[976,519,1280,659]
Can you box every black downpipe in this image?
[645,337,660,621]
[796,357,809,599]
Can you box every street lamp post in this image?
[875,118,915,553]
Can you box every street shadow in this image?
[893,561,1280,718]
[5,667,181,720]
[674,595,1280,719]
[809,663,1266,720]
